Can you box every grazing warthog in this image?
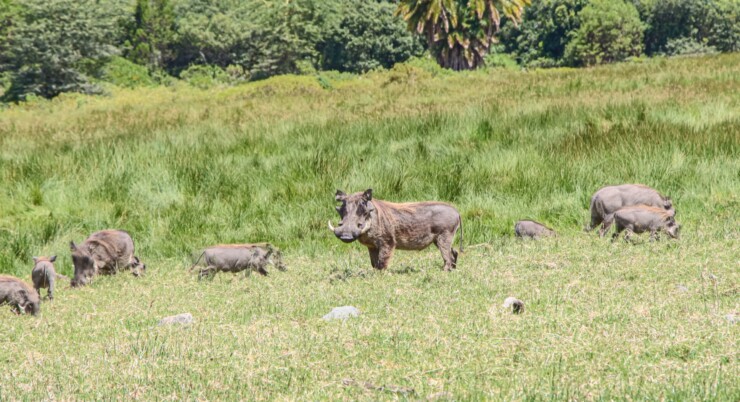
[189,243,287,279]
[586,184,674,237]
[70,229,146,287]
[32,256,67,300]
[0,275,40,316]
[515,220,556,239]
[328,189,463,271]
[603,206,680,242]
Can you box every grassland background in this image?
[0,54,737,400]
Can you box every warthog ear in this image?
[50,255,57,262]
[335,190,346,201]
[69,241,77,251]
[362,188,373,201]
[32,256,38,263]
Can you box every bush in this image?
[499,0,588,67]
[565,0,644,66]
[663,37,718,57]
[483,52,519,70]
[101,56,156,88]
[179,64,230,89]
[319,0,423,73]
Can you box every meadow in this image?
[0,54,738,400]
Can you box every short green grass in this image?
[0,54,738,400]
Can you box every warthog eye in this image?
[357,223,362,229]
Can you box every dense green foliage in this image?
[0,0,739,99]
[396,0,530,70]
[1,0,118,101]
[0,54,737,399]
[564,0,644,66]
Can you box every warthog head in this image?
[664,217,680,239]
[328,189,374,243]
[70,241,95,287]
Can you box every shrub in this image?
[319,0,423,73]
[565,0,645,66]
[179,64,230,89]
[101,56,156,88]
[663,37,718,57]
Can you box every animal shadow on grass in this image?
[327,265,369,283]
[389,265,420,275]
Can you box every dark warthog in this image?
[328,189,463,271]
[603,206,680,242]
[189,243,287,279]
[32,256,67,300]
[70,229,146,287]
[514,220,556,239]
[0,275,40,316]
[586,184,674,237]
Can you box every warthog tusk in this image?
[327,220,335,231]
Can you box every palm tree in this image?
[396,0,530,70]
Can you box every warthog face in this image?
[664,218,680,239]
[70,242,95,287]
[328,189,374,243]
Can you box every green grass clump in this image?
[0,54,738,400]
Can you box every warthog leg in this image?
[376,246,395,270]
[435,233,455,271]
[367,247,380,269]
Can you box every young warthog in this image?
[328,189,463,271]
[70,229,146,287]
[587,184,674,237]
[32,256,67,300]
[603,206,680,242]
[515,220,556,239]
[189,243,287,279]
[0,275,40,316]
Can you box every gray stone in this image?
[322,306,360,321]
[158,313,194,326]
[676,285,689,292]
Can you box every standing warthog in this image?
[32,256,67,301]
[515,220,556,239]
[0,275,40,316]
[586,184,674,237]
[189,243,287,279]
[328,189,463,271]
[603,206,680,242]
[70,229,146,287]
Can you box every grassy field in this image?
[0,54,738,400]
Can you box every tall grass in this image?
[0,54,737,400]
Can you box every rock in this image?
[322,306,360,321]
[503,297,524,314]
[158,313,194,326]
[725,313,738,324]
[427,391,453,401]
[676,285,689,292]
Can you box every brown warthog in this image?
[70,229,146,287]
[0,275,40,315]
[603,206,680,242]
[32,256,67,300]
[328,189,463,271]
[586,184,674,237]
[189,243,287,279]
[515,220,556,239]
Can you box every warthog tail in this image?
[458,216,464,253]
[189,251,206,272]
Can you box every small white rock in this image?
[158,313,194,326]
[725,313,738,324]
[322,306,361,321]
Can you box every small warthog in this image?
[189,243,287,279]
[603,206,680,242]
[587,184,674,237]
[0,275,40,316]
[32,256,67,300]
[328,189,463,271]
[515,220,556,239]
[70,229,146,287]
